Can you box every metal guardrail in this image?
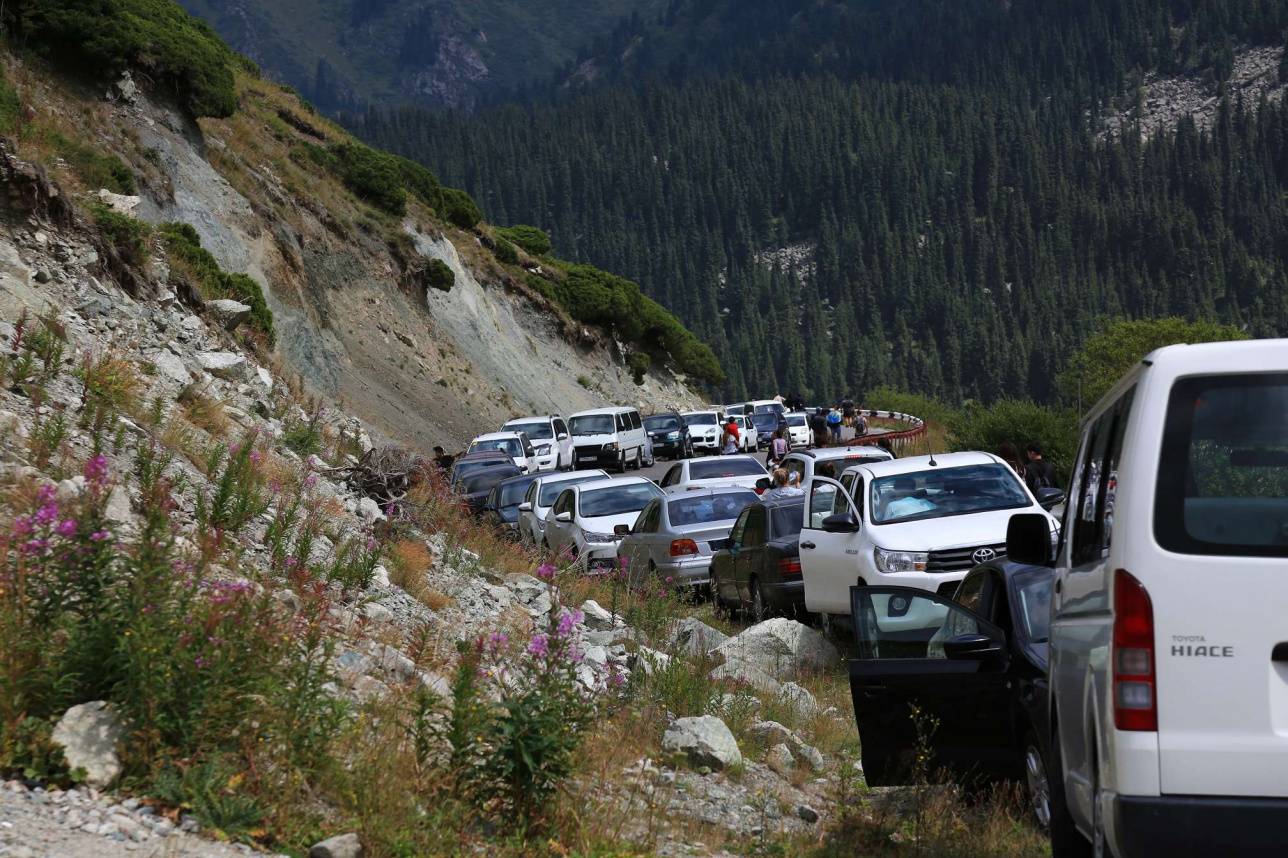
[849,408,928,454]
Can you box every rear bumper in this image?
[574,448,620,467]
[655,556,713,586]
[764,578,806,611]
[1111,794,1288,858]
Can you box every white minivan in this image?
[1004,339,1288,858]
[568,406,648,473]
[502,415,573,472]
[799,452,1062,614]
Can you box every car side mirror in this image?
[943,633,1004,660]
[554,511,573,523]
[613,524,631,537]
[558,432,569,441]
[1036,486,1066,511]
[518,502,533,512]
[1007,513,1053,566]
[821,512,861,533]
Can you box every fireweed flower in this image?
[249,449,264,465]
[303,473,318,489]
[527,634,549,657]
[55,519,77,538]
[487,631,509,653]
[84,455,109,486]
[536,562,557,580]
[11,516,32,537]
[89,530,111,542]
[556,608,584,637]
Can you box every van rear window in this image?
[1156,374,1288,556]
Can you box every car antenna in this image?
[923,428,937,467]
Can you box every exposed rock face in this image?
[205,298,251,331]
[712,618,840,682]
[662,715,742,771]
[668,616,729,657]
[51,702,125,788]
[308,832,363,858]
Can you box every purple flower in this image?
[55,519,77,538]
[34,501,59,526]
[527,633,549,658]
[89,530,111,542]
[249,449,264,465]
[303,473,318,489]
[609,670,626,688]
[36,484,56,505]
[11,515,32,537]
[21,538,48,554]
[555,608,584,637]
[194,656,209,669]
[536,562,557,580]
[487,631,509,653]
[84,455,109,486]
[365,537,378,552]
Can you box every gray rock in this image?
[765,743,795,776]
[580,598,619,631]
[50,702,124,788]
[371,564,390,588]
[709,659,781,694]
[0,409,29,439]
[150,351,192,386]
[747,720,792,747]
[34,269,51,284]
[309,832,363,858]
[56,476,87,502]
[668,616,729,657]
[779,681,820,717]
[797,804,820,824]
[366,643,417,682]
[356,496,385,525]
[632,646,671,676]
[103,486,133,527]
[197,351,246,381]
[712,618,839,681]
[206,298,252,331]
[661,715,742,771]
[96,189,140,216]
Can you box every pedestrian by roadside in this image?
[721,415,741,455]
[765,468,804,500]
[767,429,789,468]
[432,445,455,471]
[877,438,896,458]
[809,408,829,447]
[826,406,843,445]
[998,442,1025,477]
[1024,443,1057,493]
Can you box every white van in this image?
[1005,339,1288,858]
[568,406,648,473]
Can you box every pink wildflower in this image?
[536,562,557,580]
[34,501,59,526]
[55,519,77,538]
[527,633,549,658]
[303,473,318,489]
[84,455,109,486]
[11,515,32,537]
[89,530,111,542]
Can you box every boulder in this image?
[96,189,140,216]
[667,616,729,657]
[747,720,792,747]
[797,805,820,824]
[712,618,839,681]
[765,743,795,776]
[709,659,781,694]
[50,701,124,788]
[632,646,671,676]
[580,598,620,631]
[356,496,385,525]
[779,681,820,717]
[197,351,247,381]
[103,486,133,527]
[0,409,27,440]
[150,351,192,386]
[309,832,363,858]
[661,715,742,771]
[206,298,252,332]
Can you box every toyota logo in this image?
[972,547,997,564]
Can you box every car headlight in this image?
[874,548,929,573]
[667,431,680,439]
[535,444,551,455]
[582,530,617,543]
[609,442,620,451]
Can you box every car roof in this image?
[533,469,607,485]
[473,431,524,442]
[504,415,557,424]
[664,485,758,500]
[455,449,511,462]
[682,409,721,416]
[644,411,682,419]
[568,476,655,493]
[758,495,807,509]
[847,451,1003,479]
[569,406,634,417]
[791,444,894,461]
[497,472,540,488]
[688,453,757,465]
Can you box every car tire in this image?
[633,448,644,470]
[1023,731,1052,832]
[615,451,627,473]
[751,576,771,622]
[1048,722,1093,858]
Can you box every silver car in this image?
[615,486,758,587]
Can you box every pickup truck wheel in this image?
[751,577,771,621]
[1048,722,1092,857]
[1023,731,1052,831]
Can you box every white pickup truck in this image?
[799,451,1062,617]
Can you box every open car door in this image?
[848,585,1015,786]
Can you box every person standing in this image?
[998,442,1025,477]
[721,416,741,455]
[1024,443,1057,493]
[809,409,829,448]
[826,406,843,445]
[767,429,789,468]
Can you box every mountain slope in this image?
[176,0,664,111]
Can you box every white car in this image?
[516,469,609,545]
[657,455,769,492]
[543,477,665,573]
[568,406,648,472]
[466,431,538,473]
[1009,339,1288,858]
[780,444,894,485]
[799,452,1061,617]
[784,411,813,448]
[501,415,573,472]
[728,414,757,452]
[682,410,725,454]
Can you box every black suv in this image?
[643,412,692,460]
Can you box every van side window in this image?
[554,418,568,437]
[630,411,642,430]
[616,413,629,431]
[1071,388,1134,565]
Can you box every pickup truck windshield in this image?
[570,415,615,435]
[470,438,522,457]
[506,421,553,441]
[870,463,1029,524]
[644,416,682,432]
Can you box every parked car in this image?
[467,431,538,473]
[456,464,523,514]
[615,487,757,588]
[799,452,1063,620]
[780,444,894,485]
[501,415,573,472]
[784,411,814,448]
[746,399,786,417]
[568,407,648,472]
[711,496,807,619]
[750,410,786,448]
[682,410,725,454]
[657,455,770,492]
[847,557,1054,829]
[644,412,692,460]
[724,403,747,417]
[516,469,609,545]
[543,477,664,572]
[1003,339,1288,858]
[449,450,513,484]
[729,414,758,452]
[485,472,541,534]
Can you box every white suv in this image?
[682,410,725,454]
[780,444,894,485]
[1004,339,1288,858]
[466,431,538,473]
[799,452,1061,617]
[502,415,573,472]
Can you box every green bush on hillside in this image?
[493,237,519,265]
[393,154,444,211]
[627,352,649,385]
[426,259,454,292]
[91,202,150,264]
[949,398,1079,485]
[159,222,275,343]
[865,386,959,427]
[330,142,407,215]
[441,187,482,230]
[0,67,21,137]
[8,0,238,118]
[496,225,552,257]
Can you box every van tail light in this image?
[1113,569,1157,731]
[777,557,802,576]
[669,539,699,557]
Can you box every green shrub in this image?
[9,0,238,118]
[440,187,482,230]
[159,222,274,343]
[627,352,649,385]
[493,237,518,265]
[330,142,406,215]
[426,259,454,292]
[393,154,444,211]
[496,225,552,257]
[0,67,21,137]
[865,385,959,426]
[43,127,136,194]
[91,202,150,263]
[949,398,1079,485]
